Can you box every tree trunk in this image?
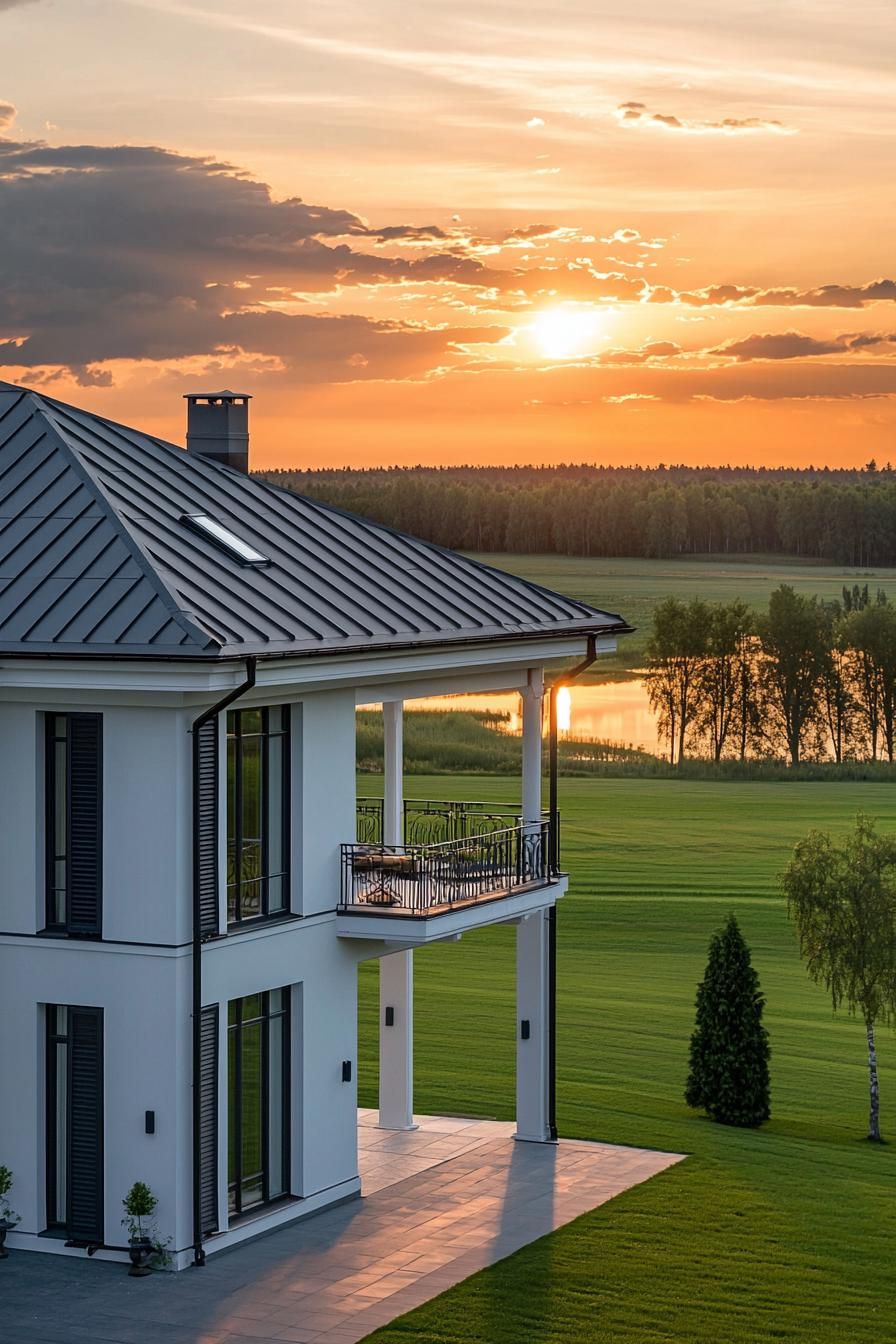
[867,1017,882,1142]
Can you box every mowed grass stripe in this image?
[468,554,896,677]
[358,776,896,1343]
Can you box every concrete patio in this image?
[356,1107,520,1193]
[2,1116,683,1344]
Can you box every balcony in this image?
[356,797,554,847]
[338,814,565,942]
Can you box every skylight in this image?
[181,514,270,566]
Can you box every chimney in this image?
[184,390,252,472]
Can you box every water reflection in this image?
[402,680,659,755]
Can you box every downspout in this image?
[546,632,598,1142]
[190,656,256,1267]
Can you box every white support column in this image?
[383,700,404,850]
[521,669,544,829]
[378,701,416,1130]
[516,670,552,1142]
[515,910,552,1142]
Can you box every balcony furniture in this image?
[341,820,552,919]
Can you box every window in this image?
[227,989,290,1218]
[181,514,270,566]
[226,707,290,925]
[45,714,102,936]
[46,1005,104,1241]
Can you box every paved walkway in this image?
[357,1108,518,1193]
[3,1120,683,1344]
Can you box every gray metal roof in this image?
[0,382,631,660]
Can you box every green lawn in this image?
[469,555,896,677]
[358,775,896,1343]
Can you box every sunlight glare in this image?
[556,685,572,732]
[530,306,604,360]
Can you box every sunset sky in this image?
[2,0,895,467]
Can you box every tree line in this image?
[258,462,896,564]
[646,584,896,766]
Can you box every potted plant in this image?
[0,1165,21,1258]
[121,1181,162,1276]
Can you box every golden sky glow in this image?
[1,0,895,467]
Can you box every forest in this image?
[646,584,896,766]
[258,463,896,564]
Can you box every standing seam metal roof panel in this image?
[0,382,630,659]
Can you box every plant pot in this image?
[128,1236,153,1277]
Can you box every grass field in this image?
[357,775,896,1343]
[470,554,896,677]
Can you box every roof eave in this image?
[0,619,634,663]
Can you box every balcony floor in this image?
[337,872,568,942]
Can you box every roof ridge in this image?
[27,392,221,653]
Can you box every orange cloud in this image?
[616,101,795,135]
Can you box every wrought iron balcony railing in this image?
[356,797,552,847]
[340,820,553,917]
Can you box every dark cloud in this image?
[366,224,451,243]
[0,133,633,377]
[509,359,896,405]
[0,298,510,383]
[3,127,893,394]
[647,279,896,309]
[598,341,682,365]
[752,281,896,309]
[616,102,793,135]
[502,224,562,242]
[0,135,516,375]
[715,331,896,361]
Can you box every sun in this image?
[529,305,606,360]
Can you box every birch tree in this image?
[782,816,896,1142]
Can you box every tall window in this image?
[46,1005,104,1241]
[226,707,289,925]
[227,989,290,1217]
[45,714,102,936]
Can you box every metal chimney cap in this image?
[183,390,252,401]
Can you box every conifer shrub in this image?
[685,914,771,1126]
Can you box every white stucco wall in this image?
[0,700,189,944]
[0,939,186,1251]
[297,688,357,917]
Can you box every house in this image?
[0,383,630,1270]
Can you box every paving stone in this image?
[1,1116,682,1344]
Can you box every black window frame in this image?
[44,713,103,938]
[45,1004,104,1242]
[226,706,290,927]
[46,1005,69,1232]
[227,988,291,1219]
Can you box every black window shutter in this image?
[196,719,219,937]
[67,1007,104,1243]
[68,715,102,936]
[199,1005,219,1235]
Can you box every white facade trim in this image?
[0,634,615,696]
